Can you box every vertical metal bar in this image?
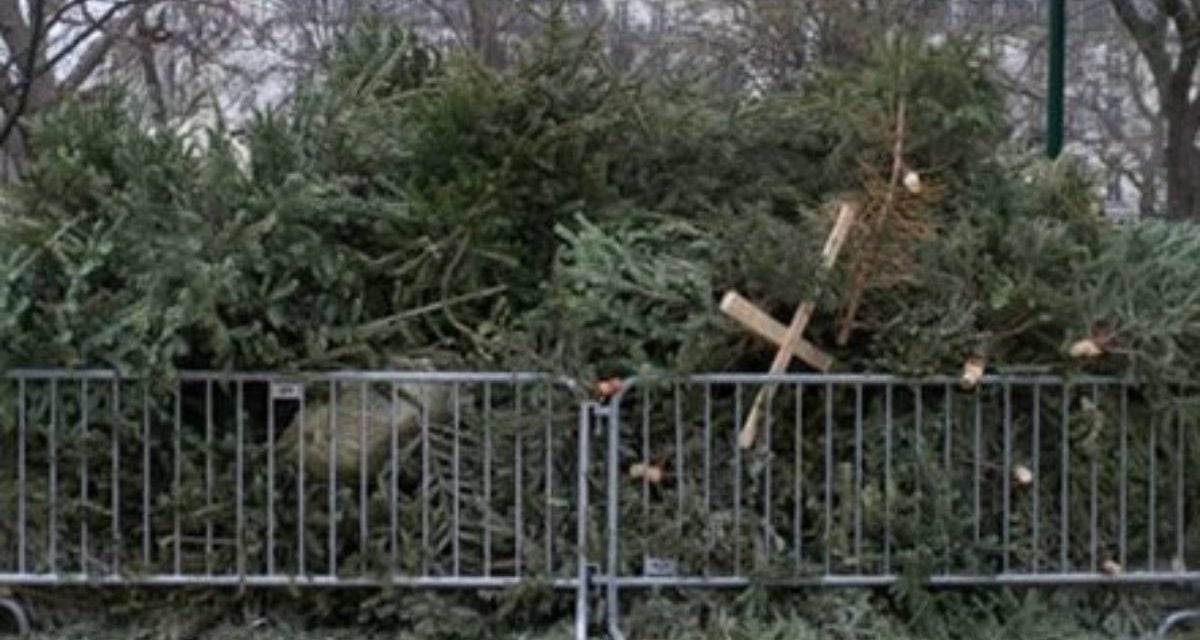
[81,379,90,575]
[674,384,684,540]
[172,381,180,575]
[48,379,58,573]
[1119,384,1128,569]
[1149,411,1158,571]
[1032,384,1041,572]
[1002,383,1012,573]
[604,386,622,630]
[514,383,523,575]
[17,377,26,574]
[973,390,982,545]
[794,384,803,574]
[823,383,832,575]
[1061,385,1070,572]
[111,380,120,574]
[329,380,339,577]
[941,383,952,574]
[1177,401,1186,568]
[296,395,305,576]
[236,380,246,579]
[884,383,893,574]
[764,391,774,559]
[483,383,493,576]
[205,379,213,574]
[574,403,592,640]
[389,382,399,574]
[360,382,369,577]
[734,384,743,575]
[456,383,464,576]
[420,387,430,576]
[703,383,712,575]
[854,384,863,563]
[142,384,151,570]
[266,384,277,575]
[641,387,650,549]
[942,380,953,570]
[542,385,554,574]
[1089,385,1099,573]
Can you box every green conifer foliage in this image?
[2,17,1200,636]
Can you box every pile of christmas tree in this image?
[0,14,1198,635]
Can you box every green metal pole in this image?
[1047,0,1065,158]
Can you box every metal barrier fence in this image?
[0,369,595,636]
[602,373,1200,639]
[1,369,1200,638]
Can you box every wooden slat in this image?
[737,201,857,449]
[720,292,834,372]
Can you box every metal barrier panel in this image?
[0,370,590,597]
[603,374,1200,632]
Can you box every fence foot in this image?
[1158,609,1200,638]
[0,597,30,636]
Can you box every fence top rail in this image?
[1,368,570,386]
[622,371,1145,387]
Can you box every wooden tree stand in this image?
[719,200,858,449]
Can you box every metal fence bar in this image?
[236,380,246,580]
[173,381,181,575]
[822,383,832,576]
[793,384,804,573]
[883,384,892,574]
[1149,413,1157,571]
[734,385,743,575]
[80,379,90,575]
[514,384,523,577]
[1031,384,1041,573]
[390,381,401,574]
[1120,384,1128,570]
[482,383,492,577]
[1002,383,1011,573]
[205,380,214,576]
[17,378,26,576]
[575,403,593,640]
[1177,406,1186,568]
[360,382,370,578]
[1060,385,1070,572]
[328,380,338,579]
[48,379,58,575]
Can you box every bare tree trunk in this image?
[1165,98,1199,218]
[1109,0,1200,219]
[466,0,506,69]
[136,16,168,124]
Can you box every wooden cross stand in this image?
[720,200,858,449]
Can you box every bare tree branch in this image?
[62,4,151,90]
[1110,0,1171,90]
[0,0,49,156]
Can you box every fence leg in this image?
[0,596,30,636]
[576,403,593,640]
[596,399,627,640]
[1158,609,1200,638]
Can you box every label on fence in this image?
[270,382,305,401]
[642,556,678,577]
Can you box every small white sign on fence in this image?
[270,381,304,401]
